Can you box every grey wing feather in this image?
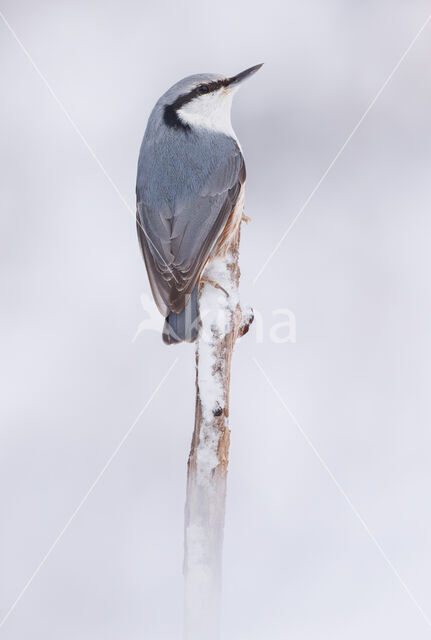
[137,144,245,315]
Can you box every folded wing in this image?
[137,143,245,315]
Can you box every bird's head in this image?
[161,64,263,136]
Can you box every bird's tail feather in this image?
[162,284,200,345]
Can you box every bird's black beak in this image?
[228,63,263,87]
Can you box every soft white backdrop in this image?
[1,1,431,638]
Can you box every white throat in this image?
[177,88,238,140]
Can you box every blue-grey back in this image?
[137,128,237,210]
[135,73,245,315]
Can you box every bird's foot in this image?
[239,305,254,337]
[200,277,229,297]
[242,214,251,224]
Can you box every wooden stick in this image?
[183,225,253,640]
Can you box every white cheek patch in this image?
[178,89,238,140]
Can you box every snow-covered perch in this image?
[183,225,253,640]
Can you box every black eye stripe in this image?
[193,79,228,97]
[173,79,229,108]
[163,78,230,131]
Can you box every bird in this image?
[136,64,262,344]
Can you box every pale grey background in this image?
[1,1,431,638]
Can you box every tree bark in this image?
[183,224,253,640]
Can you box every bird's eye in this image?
[197,85,209,95]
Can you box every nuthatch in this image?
[136,64,262,344]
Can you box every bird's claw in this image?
[200,277,229,297]
[239,306,254,337]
